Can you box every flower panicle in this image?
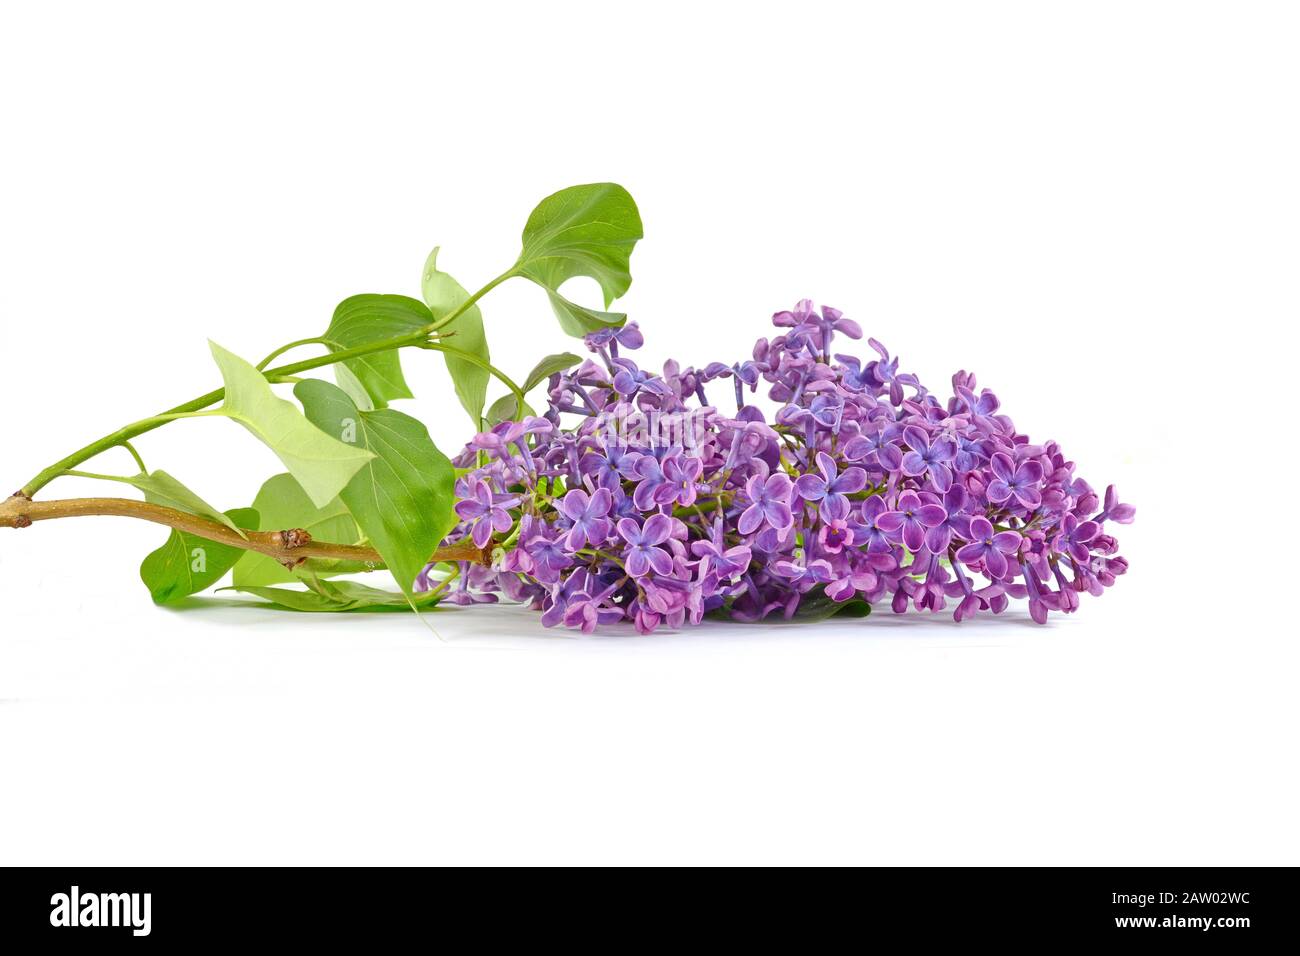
[426,308,1132,633]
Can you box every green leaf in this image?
[120,469,244,535]
[793,593,874,622]
[295,379,457,597]
[515,183,643,304]
[227,580,440,613]
[422,247,490,425]
[522,352,584,392]
[514,183,643,337]
[333,363,375,411]
[320,294,433,407]
[140,507,259,604]
[208,341,375,508]
[545,291,628,337]
[486,394,537,426]
[484,352,580,424]
[226,584,345,611]
[231,473,369,587]
[711,592,872,624]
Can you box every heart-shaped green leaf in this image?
[422,248,491,425]
[521,352,584,392]
[514,183,643,337]
[793,593,874,622]
[208,341,375,508]
[485,352,581,424]
[296,379,457,597]
[486,394,537,425]
[140,507,259,604]
[321,294,433,407]
[227,579,441,612]
[545,292,627,337]
[116,469,245,535]
[333,363,376,412]
[231,473,367,588]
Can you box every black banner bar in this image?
[0,867,1290,945]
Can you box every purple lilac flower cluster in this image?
[421,301,1134,633]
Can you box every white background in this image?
[1,1,1296,865]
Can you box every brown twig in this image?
[0,494,488,566]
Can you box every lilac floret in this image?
[618,515,675,577]
[738,473,794,535]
